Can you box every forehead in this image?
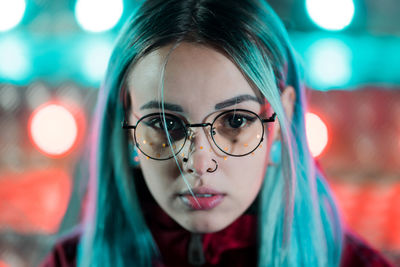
[126,43,262,116]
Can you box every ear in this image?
[272,86,296,142]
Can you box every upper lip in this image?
[178,186,225,196]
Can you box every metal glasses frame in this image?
[122,109,277,160]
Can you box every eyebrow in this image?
[140,101,184,112]
[214,94,263,110]
[139,94,263,112]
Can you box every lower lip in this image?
[179,194,225,210]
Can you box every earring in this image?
[129,142,140,166]
[268,140,281,166]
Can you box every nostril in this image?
[188,169,194,173]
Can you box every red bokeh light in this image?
[0,168,72,234]
[28,101,85,158]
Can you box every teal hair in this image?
[78,0,343,266]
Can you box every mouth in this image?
[177,187,225,210]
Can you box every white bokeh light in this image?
[306,0,355,31]
[306,112,329,157]
[0,0,26,31]
[75,0,123,32]
[30,104,78,157]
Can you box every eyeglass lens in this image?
[212,110,264,156]
[134,110,264,160]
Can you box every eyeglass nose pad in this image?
[187,126,213,142]
[187,128,196,141]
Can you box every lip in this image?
[178,186,224,196]
[177,186,225,210]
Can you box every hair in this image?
[78,0,344,266]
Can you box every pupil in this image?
[162,119,178,131]
[163,118,185,140]
[229,116,243,128]
[167,120,174,130]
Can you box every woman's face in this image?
[127,43,277,233]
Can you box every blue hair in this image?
[78,0,343,266]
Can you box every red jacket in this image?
[41,205,394,267]
[42,167,394,267]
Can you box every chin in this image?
[180,212,235,233]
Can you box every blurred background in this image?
[0,0,399,266]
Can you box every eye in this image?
[148,116,181,131]
[223,113,257,129]
[228,115,246,128]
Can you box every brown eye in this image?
[223,113,256,129]
[228,115,246,128]
[146,117,180,131]
[142,115,186,141]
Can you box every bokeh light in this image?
[306,0,355,31]
[307,38,352,89]
[0,0,26,32]
[0,36,30,81]
[81,40,113,82]
[0,85,20,112]
[0,168,72,234]
[29,103,79,157]
[75,0,123,32]
[306,112,329,157]
[25,83,51,110]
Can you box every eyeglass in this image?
[122,109,276,160]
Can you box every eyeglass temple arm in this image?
[122,120,136,129]
[262,112,277,123]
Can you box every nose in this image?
[182,127,216,176]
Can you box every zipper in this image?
[188,233,206,266]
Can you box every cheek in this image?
[138,155,178,197]
[225,144,268,196]
[227,142,268,174]
[139,154,179,177]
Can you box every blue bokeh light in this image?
[0,36,30,81]
[81,39,113,83]
[307,38,352,89]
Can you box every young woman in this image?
[42,0,393,266]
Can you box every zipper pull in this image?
[188,233,206,266]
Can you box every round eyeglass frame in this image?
[122,109,277,160]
